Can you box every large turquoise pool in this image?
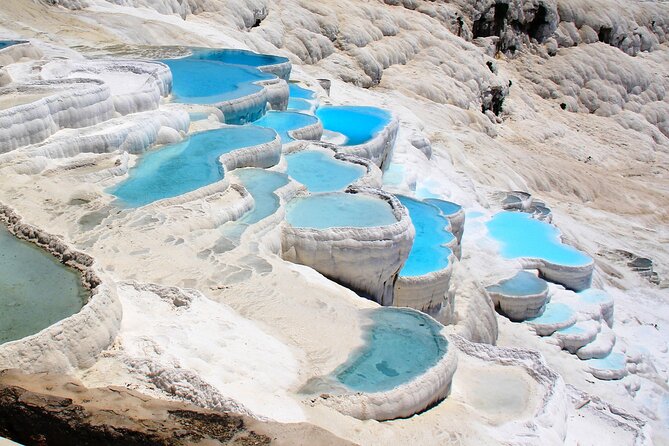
[110,127,277,207]
[286,193,396,229]
[335,308,448,392]
[486,211,592,267]
[252,111,319,144]
[189,48,289,71]
[285,151,365,192]
[0,225,87,344]
[397,196,454,277]
[316,106,391,146]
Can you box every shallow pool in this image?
[316,106,391,146]
[289,83,315,99]
[285,151,365,192]
[0,225,86,344]
[162,58,274,123]
[0,40,26,50]
[525,302,575,325]
[487,271,548,296]
[286,193,396,229]
[424,198,462,217]
[486,211,592,267]
[190,48,289,70]
[287,98,314,112]
[110,126,277,207]
[252,111,319,144]
[585,352,626,371]
[335,308,448,392]
[397,196,453,277]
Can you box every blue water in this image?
[525,302,575,325]
[487,271,548,296]
[0,225,86,344]
[110,127,277,207]
[289,83,315,99]
[252,111,319,144]
[0,40,25,50]
[486,212,592,267]
[397,196,454,277]
[287,98,314,112]
[286,193,396,229]
[285,151,365,192]
[335,308,448,392]
[316,106,391,146]
[585,352,626,371]
[424,198,462,217]
[190,48,289,70]
[220,169,289,245]
[557,324,585,335]
[162,58,274,123]
[579,289,611,305]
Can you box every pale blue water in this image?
[486,271,548,296]
[285,151,365,192]
[289,83,315,99]
[0,225,86,344]
[287,98,314,112]
[585,352,626,371]
[397,196,454,277]
[316,106,391,146]
[557,324,585,335]
[525,302,575,325]
[486,211,592,267]
[336,308,448,392]
[286,193,396,229]
[162,58,274,123]
[0,40,25,50]
[424,198,462,217]
[190,48,289,70]
[110,127,277,207]
[579,289,611,305]
[252,111,319,144]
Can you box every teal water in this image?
[285,151,365,192]
[486,211,592,267]
[335,308,448,392]
[252,111,319,144]
[487,271,548,296]
[397,196,454,277]
[316,106,391,146]
[525,302,575,325]
[287,98,314,112]
[424,198,462,217]
[585,352,626,371]
[289,83,315,99]
[286,193,396,229]
[0,225,86,344]
[162,58,274,123]
[190,48,289,69]
[110,127,277,207]
[579,289,611,305]
[0,40,25,50]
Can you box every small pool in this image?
[486,211,592,267]
[525,302,575,325]
[316,106,391,146]
[287,98,314,112]
[578,289,611,305]
[110,126,277,207]
[335,308,448,392]
[162,58,274,123]
[424,198,462,217]
[0,40,26,50]
[286,193,396,229]
[285,151,365,192]
[289,83,316,99]
[585,352,626,371]
[189,48,289,70]
[252,111,319,144]
[486,271,548,297]
[397,196,454,277]
[0,225,87,344]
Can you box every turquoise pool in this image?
[110,127,277,207]
[424,198,462,217]
[486,211,592,267]
[0,225,87,344]
[487,271,548,296]
[286,193,396,229]
[525,302,575,325]
[335,308,448,392]
[285,151,365,192]
[397,196,454,277]
[252,111,319,144]
[189,48,289,71]
[316,106,391,146]
[289,83,315,99]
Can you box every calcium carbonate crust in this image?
[281,187,414,306]
[487,279,549,321]
[0,204,121,373]
[0,41,42,67]
[393,255,455,312]
[0,79,115,151]
[309,325,458,421]
[334,113,399,170]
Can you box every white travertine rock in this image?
[576,322,616,360]
[219,132,282,172]
[551,319,600,354]
[0,79,115,152]
[520,257,594,291]
[487,277,549,322]
[334,113,399,170]
[0,41,42,66]
[281,187,414,305]
[393,257,455,312]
